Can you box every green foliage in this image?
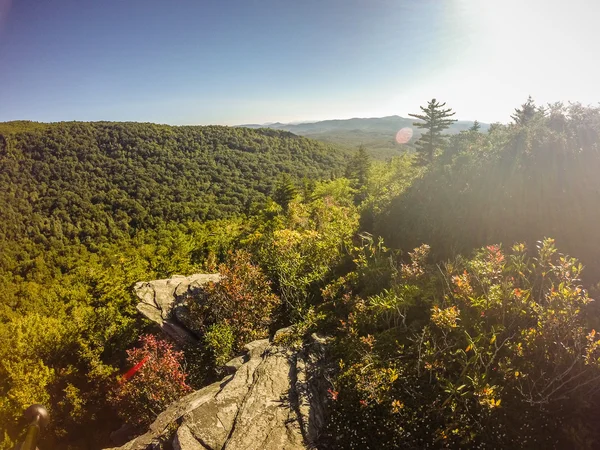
[0,121,346,249]
[251,192,359,319]
[0,120,345,447]
[204,322,235,369]
[0,315,58,425]
[311,177,356,207]
[0,216,249,448]
[0,301,135,448]
[345,145,371,204]
[511,95,544,125]
[358,154,422,232]
[350,233,399,297]
[272,174,297,211]
[5,101,600,450]
[409,98,457,163]
[272,307,327,350]
[322,239,600,449]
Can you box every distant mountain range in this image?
[239,115,488,159]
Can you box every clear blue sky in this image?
[1,0,599,125]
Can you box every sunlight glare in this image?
[395,127,413,144]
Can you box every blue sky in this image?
[0,0,599,125]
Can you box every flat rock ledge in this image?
[105,333,328,450]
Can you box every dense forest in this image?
[0,121,345,246]
[4,100,600,449]
[0,122,347,448]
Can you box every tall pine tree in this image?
[345,145,370,187]
[273,174,297,211]
[345,145,371,204]
[409,99,457,163]
[511,96,542,125]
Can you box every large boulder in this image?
[105,333,329,450]
[133,274,221,345]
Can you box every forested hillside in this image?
[4,100,600,450]
[374,102,600,279]
[0,121,345,247]
[0,122,347,448]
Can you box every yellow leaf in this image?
[490,334,497,344]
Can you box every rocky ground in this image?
[105,274,329,450]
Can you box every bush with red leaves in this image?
[109,334,192,428]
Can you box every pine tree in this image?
[346,145,371,187]
[344,146,371,205]
[409,99,457,163]
[355,145,370,187]
[470,120,481,132]
[301,177,316,203]
[273,174,297,211]
[511,96,541,125]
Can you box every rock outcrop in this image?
[106,333,328,450]
[134,273,221,345]
[107,274,330,450]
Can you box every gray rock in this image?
[109,273,329,450]
[104,333,328,450]
[133,273,221,345]
[172,425,205,450]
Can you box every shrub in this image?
[189,250,280,352]
[323,239,600,449]
[252,196,359,318]
[109,335,191,428]
[204,322,235,368]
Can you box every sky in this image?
[0,0,599,125]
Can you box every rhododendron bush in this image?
[322,238,600,448]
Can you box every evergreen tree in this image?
[273,174,297,211]
[301,177,316,203]
[354,145,371,187]
[409,99,457,163]
[488,122,502,134]
[511,95,542,125]
[346,145,371,186]
[469,120,481,132]
[344,146,371,205]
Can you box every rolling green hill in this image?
[0,120,349,448]
[0,121,347,247]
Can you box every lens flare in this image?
[395,127,413,144]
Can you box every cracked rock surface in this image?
[133,273,221,345]
[105,335,327,450]
[106,274,329,450]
